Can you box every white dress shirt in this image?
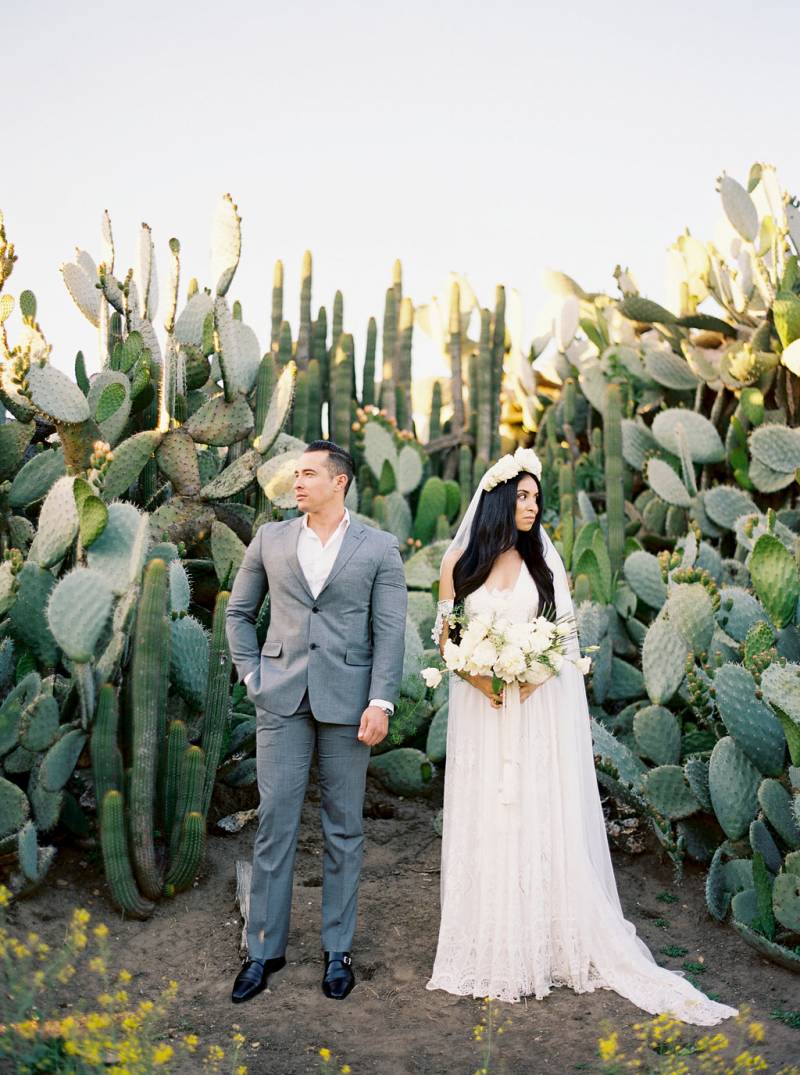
[246,509,394,714]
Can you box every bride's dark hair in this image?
[452,472,555,616]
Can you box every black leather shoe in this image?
[322,950,355,1000]
[231,955,286,1004]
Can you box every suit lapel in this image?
[282,517,314,601]
[318,518,366,596]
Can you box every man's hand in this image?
[357,705,389,747]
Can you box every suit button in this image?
[312,606,319,613]
[309,643,318,650]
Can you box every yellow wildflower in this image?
[98,992,114,1008]
[341,1067,352,1074]
[118,969,132,983]
[207,1043,225,1060]
[153,1043,174,1065]
[94,923,109,940]
[598,1031,619,1061]
[57,964,76,984]
[320,1047,333,1062]
[72,908,91,926]
[72,930,88,950]
[184,1033,200,1051]
[89,956,107,975]
[748,1022,765,1043]
[232,1032,246,1045]
[0,885,10,906]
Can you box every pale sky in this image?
[5,0,800,379]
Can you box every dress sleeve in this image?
[432,599,455,645]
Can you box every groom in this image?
[225,440,407,1004]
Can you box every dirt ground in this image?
[11,769,800,1075]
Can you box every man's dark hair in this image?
[306,440,355,496]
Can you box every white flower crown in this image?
[481,447,543,492]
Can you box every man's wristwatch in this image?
[372,703,392,718]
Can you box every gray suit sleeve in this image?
[225,526,268,684]
[368,536,408,704]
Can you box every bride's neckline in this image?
[481,561,526,596]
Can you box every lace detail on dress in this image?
[432,599,454,645]
[426,563,737,1025]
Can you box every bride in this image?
[425,447,737,1025]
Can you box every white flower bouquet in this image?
[421,607,591,699]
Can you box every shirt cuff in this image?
[369,698,394,714]
[244,670,255,685]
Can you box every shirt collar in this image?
[301,508,350,534]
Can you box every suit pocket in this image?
[345,646,372,666]
[262,641,282,657]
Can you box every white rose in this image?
[549,650,564,672]
[482,454,520,491]
[574,655,592,675]
[504,622,533,649]
[496,644,527,680]
[443,639,466,672]
[458,630,480,659]
[513,447,542,480]
[421,666,443,689]
[523,661,553,685]
[469,638,499,674]
[527,626,552,655]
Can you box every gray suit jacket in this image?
[225,515,408,724]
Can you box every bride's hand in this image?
[462,673,504,709]
[519,682,541,704]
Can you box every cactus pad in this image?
[642,613,689,704]
[704,485,757,531]
[645,459,692,508]
[35,476,79,568]
[9,448,65,509]
[26,363,91,424]
[47,568,113,662]
[156,430,202,496]
[185,393,254,446]
[748,534,799,629]
[623,550,667,609]
[103,430,163,501]
[368,748,434,796]
[757,778,800,848]
[642,765,701,819]
[713,662,786,776]
[40,727,87,792]
[0,775,29,838]
[633,705,682,766]
[200,448,259,500]
[170,615,209,710]
[87,503,148,596]
[208,521,244,591]
[652,409,725,464]
[708,736,761,840]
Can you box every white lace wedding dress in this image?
[426,543,737,1025]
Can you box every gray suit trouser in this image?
[247,691,371,960]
